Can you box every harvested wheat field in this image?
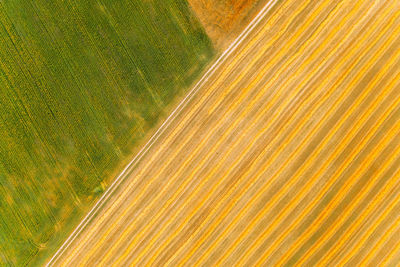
[51,0,400,265]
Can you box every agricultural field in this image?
[188,0,269,49]
[52,0,400,265]
[0,0,214,265]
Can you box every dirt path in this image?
[53,0,400,265]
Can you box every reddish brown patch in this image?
[188,0,269,50]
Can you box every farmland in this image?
[0,0,213,265]
[188,0,270,49]
[53,0,400,265]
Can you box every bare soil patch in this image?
[188,0,270,50]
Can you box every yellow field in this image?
[54,0,400,265]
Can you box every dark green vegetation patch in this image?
[0,0,214,265]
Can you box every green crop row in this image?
[0,0,214,265]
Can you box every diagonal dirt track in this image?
[53,0,400,265]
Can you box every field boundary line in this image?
[46,0,279,265]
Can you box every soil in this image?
[188,0,270,50]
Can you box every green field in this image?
[0,0,214,265]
